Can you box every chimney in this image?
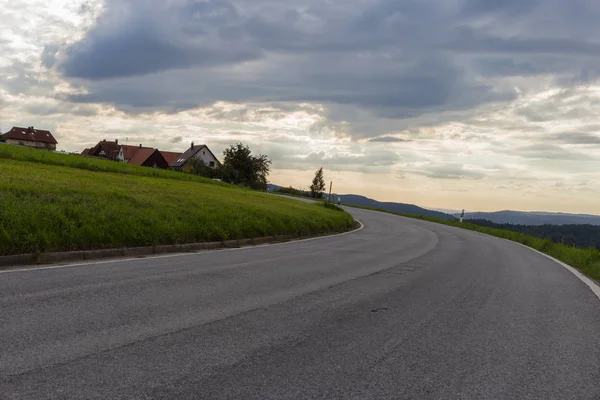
[139,144,142,148]
[191,141,194,149]
[115,139,118,145]
[103,139,106,142]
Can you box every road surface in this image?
[1,207,600,399]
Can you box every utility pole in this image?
[328,181,333,202]
[460,209,465,223]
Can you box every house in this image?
[117,144,168,168]
[159,151,183,166]
[2,126,58,150]
[169,142,220,171]
[83,140,169,168]
[127,147,168,168]
[117,144,154,163]
[87,139,121,160]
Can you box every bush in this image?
[324,201,344,211]
[279,186,311,198]
[188,158,222,179]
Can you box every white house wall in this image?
[193,147,218,168]
[5,139,56,150]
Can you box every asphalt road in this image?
[2,206,600,399]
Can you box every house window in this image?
[203,151,206,155]
[209,161,215,167]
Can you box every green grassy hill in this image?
[0,145,355,256]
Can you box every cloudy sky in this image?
[2,0,600,214]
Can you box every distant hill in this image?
[269,184,455,220]
[339,194,456,220]
[457,211,600,226]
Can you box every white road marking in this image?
[513,242,600,302]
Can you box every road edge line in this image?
[512,242,600,302]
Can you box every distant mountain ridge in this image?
[268,184,456,220]
[457,210,600,226]
[269,184,600,226]
[338,194,456,220]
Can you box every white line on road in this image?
[513,242,600,302]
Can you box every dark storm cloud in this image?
[63,1,260,79]
[473,58,545,77]
[58,0,600,135]
[442,27,600,57]
[459,0,539,17]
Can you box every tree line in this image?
[467,219,600,250]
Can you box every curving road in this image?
[1,207,600,399]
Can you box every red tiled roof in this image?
[3,126,57,144]
[89,140,120,159]
[128,148,158,166]
[170,145,207,168]
[160,151,182,165]
[81,148,90,156]
[120,144,153,161]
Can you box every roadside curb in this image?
[511,242,600,302]
[0,220,363,271]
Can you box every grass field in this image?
[0,144,218,184]
[346,204,600,281]
[0,145,355,256]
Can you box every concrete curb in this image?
[511,241,600,302]
[0,220,362,270]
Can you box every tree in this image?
[310,167,326,199]
[188,157,221,179]
[221,143,272,190]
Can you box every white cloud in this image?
[2,0,600,214]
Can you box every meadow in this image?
[0,144,218,184]
[0,145,356,256]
